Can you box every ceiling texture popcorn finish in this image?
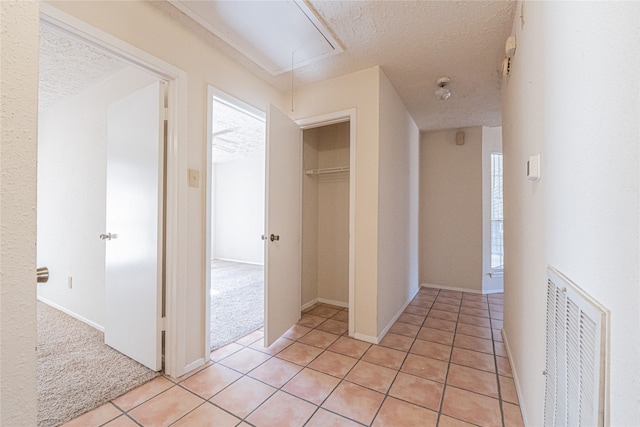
[151,0,516,131]
[39,25,126,111]
[212,100,265,163]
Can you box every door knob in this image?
[99,233,112,241]
[270,234,280,242]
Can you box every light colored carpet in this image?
[210,260,264,350]
[37,301,159,427]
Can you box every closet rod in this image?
[304,166,350,176]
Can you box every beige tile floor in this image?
[63,287,524,427]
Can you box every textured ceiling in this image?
[39,26,126,111]
[39,25,263,161]
[151,0,516,132]
[212,100,265,163]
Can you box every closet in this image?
[301,121,351,309]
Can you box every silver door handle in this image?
[270,234,280,242]
[99,233,112,241]
[37,267,49,283]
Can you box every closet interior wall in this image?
[301,122,350,308]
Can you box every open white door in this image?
[264,104,302,347]
[104,81,165,371]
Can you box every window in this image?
[490,153,504,270]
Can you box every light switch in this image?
[527,154,541,181]
[188,169,200,188]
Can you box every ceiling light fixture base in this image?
[434,76,451,101]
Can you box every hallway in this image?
[64,287,523,426]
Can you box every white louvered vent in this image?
[544,267,608,427]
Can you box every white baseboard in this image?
[318,298,348,308]
[376,286,421,343]
[302,298,349,311]
[180,358,206,378]
[421,283,483,294]
[353,332,378,344]
[212,258,263,266]
[421,282,504,295]
[301,299,319,311]
[37,296,104,332]
[502,329,528,426]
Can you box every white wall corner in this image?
[353,332,379,345]
[376,285,420,343]
[502,328,529,427]
[37,296,105,332]
[317,298,349,309]
[301,298,319,311]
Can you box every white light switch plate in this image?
[188,169,200,188]
[527,154,541,181]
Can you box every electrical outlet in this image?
[188,169,200,188]
[68,276,73,289]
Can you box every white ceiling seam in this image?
[168,0,343,75]
[150,0,516,132]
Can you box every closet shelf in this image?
[305,166,350,176]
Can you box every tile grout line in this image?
[112,295,511,427]
[489,299,507,427]
[240,294,500,427]
[270,308,379,426]
[231,308,362,426]
[365,293,432,426]
[434,289,461,427]
[298,312,376,427]
[437,291,509,427]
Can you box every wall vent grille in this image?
[544,267,608,427]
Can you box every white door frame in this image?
[204,100,356,345]
[204,86,266,352]
[297,109,356,337]
[39,4,189,378]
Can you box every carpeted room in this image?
[36,26,166,426]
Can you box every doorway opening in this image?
[297,110,357,338]
[301,122,351,313]
[36,21,169,424]
[207,92,266,350]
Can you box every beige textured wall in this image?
[502,2,640,425]
[420,127,483,292]
[293,67,380,339]
[0,0,40,423]
[377,70,420,335]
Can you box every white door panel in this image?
[264,104,302,347]
[105,81,164,371]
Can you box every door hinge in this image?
[163,107,169,121]
[161,317,167,331]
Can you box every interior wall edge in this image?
[501,328,529,427]
[352,332,378,345]
[301,299,320,311]
[37,296,104,332]
[376,284,420,343]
